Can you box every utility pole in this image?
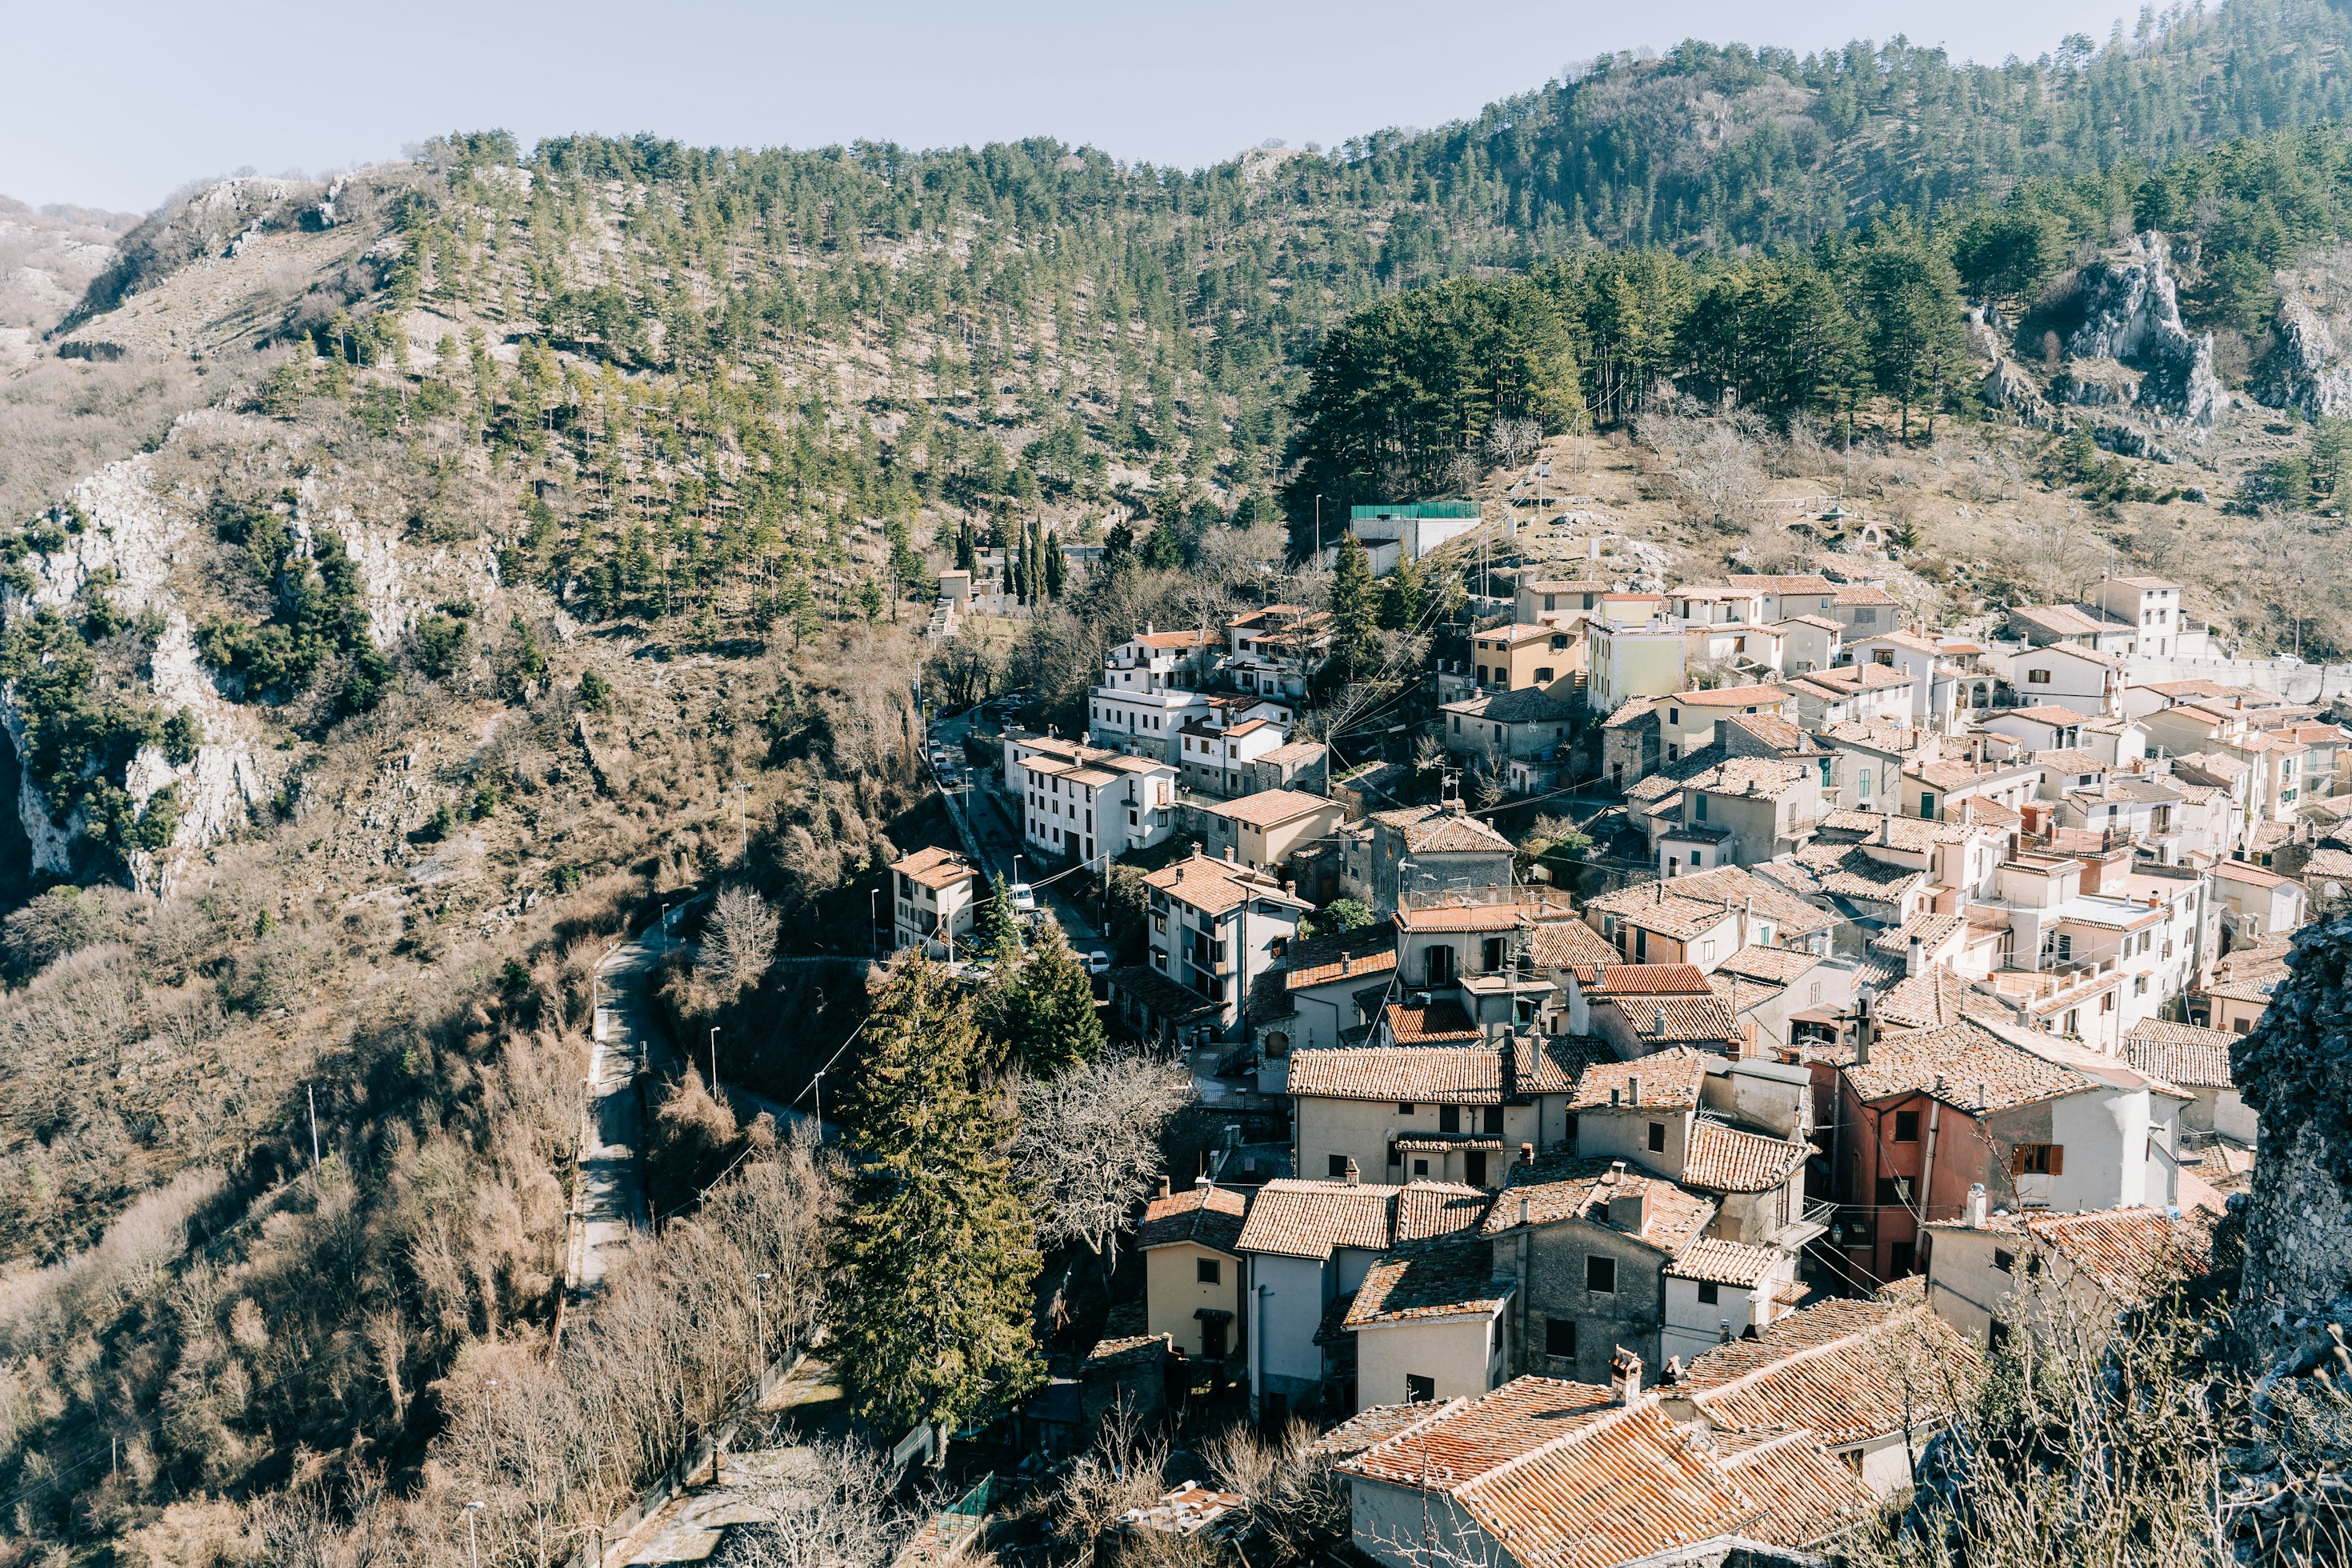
[466,1502,484,1568]
[709,1026,721,1097]
[307,1085,321,1178]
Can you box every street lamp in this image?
[753,1270,773,1368]
[465,1501,485,1568]
[870,887,882,952]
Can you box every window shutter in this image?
[2010,1146,2027,1177]
[2048,1145,2064,1176]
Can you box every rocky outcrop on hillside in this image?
[2231,914,2352,1369]
[2060,231,2228,428]
[2250,248,2352,419]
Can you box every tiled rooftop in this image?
[1681,1121,1810,1194]
[1287,1042,1501,1103]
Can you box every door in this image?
[1200,1315,1228,1359]
[1465,1150,1488,1187]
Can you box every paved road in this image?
[579,930,669,1288]
[926,703,1104,949]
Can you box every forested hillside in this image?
[4,2,2352,1562]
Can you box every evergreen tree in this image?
[995,920,1106,1074]
[1380,550,1426,631]
[1330,531,1381,677]
[974,873,1023,962]
[1854,217,1970,439]
[828,961,1043,1449]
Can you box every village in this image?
[882,490,2334,1566]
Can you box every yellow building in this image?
[1139,1180,1250,1362]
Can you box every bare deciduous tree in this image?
[1015,1048,1194,1273]
[1484,418,1542,471]
[703,886,779,997]
[712,1438,911,1568]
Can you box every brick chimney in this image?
[1610,1346,1643,1404]
[1854,993,1875,1066]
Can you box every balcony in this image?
[1982,957,2117,1006]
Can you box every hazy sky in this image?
[8,0,2146,214]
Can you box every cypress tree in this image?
[828,960,1043,1452]
[1330,530,1381,676]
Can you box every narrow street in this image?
[578,920,687,1290]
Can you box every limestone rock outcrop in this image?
[2062,232,2228,428]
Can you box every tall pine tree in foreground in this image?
[828,959,1042,1456]
[1330,530,1381,678]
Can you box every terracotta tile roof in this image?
[892,844,979,890]
[1136,1183,1248,1254]
[1712,945,1820,986]
[1599,694,1659,730]
[1722,712,1817,755]
[2022,1206,2215,1300]
[1854,628,1942,655]
[2111,574,2181,590]
[1676,683,1792,707]
[1793,662,1915,696]
[1570,1047,1710,1110]
[2036,748,2110,776]
[1731,574,1839,595]
[1444,686,1581,724]
[1834,582,1901,607]
[1583,884,1742,942]
[1846,1018,2085,1111]
[1234,1178,1485,1259]
[1340,1378,1759,1568]
[1681,1122,1810,1194]
[1674,1279,1980,1446]
[1530,917,1620,970]
[1483,1155,1717,1255]
[1681,757,1811,801]
[1312,1399,1450,1459]
[1514,1031,1612,1096]
[1346,1237,1514,1325]
[1710,1426,1881,1549]
[1131,629,1220,650]
[1143,852,1306,915]
[1868,912,1965,956]
[1384,998,1482,1043]
[1397,902,1530,932]
[1206,789,1337,828]
[1287,1042,1501,1103]
[1571,962,1713,995]
[1870,967,1972,1031]
[1370,803,1517,855]
[1778,613,1846,631]
[2122,1020,2236,1088]
[2010,602,2118,638]
[2214,858,2297,890]
[1284,946,1398,991]
[1598,995,1742,1048]
[1666,1237,1787,1288]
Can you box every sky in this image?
[5,0,2149,214]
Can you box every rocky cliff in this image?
[2062,231,2230,429]
[2231,914,2352,1369]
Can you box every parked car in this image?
[1008,882,1038,913]
[1086,949,1110,976]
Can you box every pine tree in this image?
[1330,530,1381,676]
[1381,550,1426,631]
[828,961,1043,1450]
[996,920,1105,1074]
[974,873,1023,963]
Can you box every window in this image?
[1412,1158,1430,1177]
[1563,1113,1579,1147]
[1482,1106,1503,1135]
[1406,1374,1436,1403]
[1993,1249,2017,1274]
[1534,666,1554,683]
[1889,1241,1916,1277]
[1920,793,1937,818]
[1197,1258,1222,1285]
[1894,1110,1921,1142]
[1697,1281,1720,1306]
[1440,1106,1461,1135]
[1546,1318,1577,1357]
[2027,669,2052,685]
[1586,1255,1618,1294]
[1858,770,1873,800]
[1694,794,1709,822]
[1668,708,1682,725]
[2011,1143,2065,1176]
[1482,936,1507,972]
[1397,1102,1417,1115]
[1648,1122,1666,1153]
[1875,1176,1906,1209]
[1328,1154,1350,1178]
[1466,1151,1488,1187]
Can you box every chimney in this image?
[1607,1184,1649,1235]
[1854,994,1875,1066]
[1158,1176,1171,1199]
[1906,934,1925,978]
[1627,1074,1643,1105]
[1224,843,1237,862]
[1342,1157,1361,1186]
[1189,842,1203,861]
[1610,1346,1643,1405]
[1519,1142,1534,1166]
[1719,1320,1734,1345]
[1880,813,1894,846]
[1966,1182,1989,1228]
[1518,1194,1532,1228]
